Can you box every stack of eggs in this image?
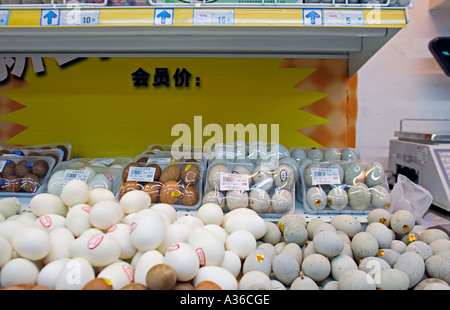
[0,180,449,290]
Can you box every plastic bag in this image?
[390,174,449,229]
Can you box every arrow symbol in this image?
[44,11,58,25]
[306,10,320,25]
[157,10,171,25]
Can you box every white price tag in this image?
[219,172,249,191]
[0,10,10,27]
[60,9,100,26]
[127,166,156,182]
[311,167,341,185]
[146,157,173,164]
[193,9,234,26]
[0,160,6,172]
[62,169,91,184]
[324,10,364,27]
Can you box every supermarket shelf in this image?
[0,5,408,76]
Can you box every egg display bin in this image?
[119,157,204,211]
[0,155,56,197]
[46,159,124,197]
[204,160,295,219]
[300,160,391,215]
[10,142,72,162]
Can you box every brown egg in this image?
[118,181,144,200]
[0,160,16,178]
[195,281,222,290]
[42,152,60,165]
[14,160,32,178]
[121,283,148,290]
[159,181,181,204]
[159,165,181,184]
[31,159,50,178]
[82,278,113,290]
[181,186,199,206]
[173,282,195,290]
[4,175,20,192]
[146,264,177,290]
[143,182,161,203]
[56,145,69,161]
[122,162,142,183]
[150,145,163,152]
[0,149,11,156]
[182,164,200,185]
[146,163,162,181]
[21,173,41,193]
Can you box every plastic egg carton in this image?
[142,144,208,163]
[300,159,391,215]
[289,147,361,166]
[203,160,295,218]
[10,142,72,162]
[0,155,56,197]
[46,159,123,197]
[118,159,204,210]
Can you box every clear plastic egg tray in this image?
[0,155,56,197]
[299,159,391,215]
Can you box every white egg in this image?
[239,270,272,290]
[134,250,164,285]
[271,189,293,214]
[220,250,242,278]
[15,212,38,225]
[344,162,365,185]
[0,220,31,243]
[44,227,75,264]
[97,261,134,290]
[197,203,224,225]
[324,148,341,161]
[34,214,66,232]
[223,213,267,240]
[87,188,116,206]
[47,170,66,196]
[12,226,51,261]
[90,200,124,231]
[1,197,22,215]
[226,190,249,210]
[222,207,257,226]
[365,162,385,187]
[193,266,238,290]
[327,187,348,210]
[88,173,114,191]
[55,257,95,290]
[307,148,323,161]
[0,258,39,288]
[291,148,307,164]
[129,210,166,251]
[106,223,137,260]
[0,201,17,219]
[188,227,225,266]
[208,164,231,189]
[226,229,256,259]
[119,190,151,215]
[150,203,177,223]
[305,187,327,211]
[348,183,371,210]
[69,233,121,267]
[273,164,295,189]
[370,185,391,209]
[60,179,91,207]
[0,235,12,268]
[340,147,360,161]
[29,193,68,217]
[164,242,200,282]
[65,204,92,237]
[252,165,274,191]
[174,214,204,229]
[203,224,228,244]
[248,188,271,213]
[37,258,70,289]
[272,253,300,286]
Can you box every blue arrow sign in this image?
[44,11,57,25]
[306,10,320,25]
[157,10,171,25]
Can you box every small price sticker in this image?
[193,9,234,26]
[62,169,91,184]
[323,10,364,27]
[60,9,100,26]
[127,166,156,182]
[0,10,10,27]
[310,167,341,185]
[219,172,249,191]
[0,160,6,172]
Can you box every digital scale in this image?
[388,119,450,212]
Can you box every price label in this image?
[146,157,173,164]
[62,169,91,184]
[323,10,364,27]
[219,172,249,191]
[193,9,234,26]
[310,167,341,185]
[0,160,6,172]
[0,10,10,27]
[127,166,156,182]
[60,9,100,26]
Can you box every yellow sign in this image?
[0,57,357,158]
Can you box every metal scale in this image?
[388,119,450,212]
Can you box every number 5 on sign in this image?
[193,9,234,26]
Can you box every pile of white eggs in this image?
[0,179,449,290]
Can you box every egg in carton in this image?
[10,142,72,162]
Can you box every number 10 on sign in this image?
[193,9,234,26]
